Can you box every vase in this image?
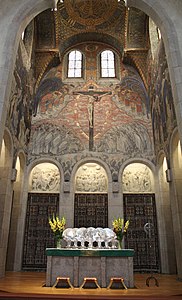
[117,238,122,249]
[56,239,62,249]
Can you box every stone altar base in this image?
[46,249,134,288]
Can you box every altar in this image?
[46,248,134,288]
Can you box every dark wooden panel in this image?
[22,193,59,271]
[74,194,108,228]
[124,193,160,273]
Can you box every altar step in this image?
[0,272,181,300]
[0,292,181,300]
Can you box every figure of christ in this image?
[74,90,111,150]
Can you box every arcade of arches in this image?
[0,0,182,280]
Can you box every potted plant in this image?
[112,217,129,249]
[49,214,66,248]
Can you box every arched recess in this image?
[74,162,108,228]
[0,129,14,277]
[22,161,61,271]
[157,152,176,274]
[59,32,123,59]
[6,151,26,272]
[68,158,115,228]
[170,129,182,277]
[121,161,161,273]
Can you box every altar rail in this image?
[46,249,134,288]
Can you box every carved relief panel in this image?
[122,163,154,193]
[29,163,60,193]
[75,163,108,193]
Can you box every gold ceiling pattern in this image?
[34,1,149,88]
[64,0,118,28]
[57,0,125,43]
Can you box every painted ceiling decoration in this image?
[34,0,149,87]
[62,0,119,28]
[27,0,155,172]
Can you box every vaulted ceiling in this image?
[33,0,149,87]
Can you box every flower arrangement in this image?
[48,215,66,247]
[112,217,130,249]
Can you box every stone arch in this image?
[71,157,112,190]
[118,158,156,219]
[170,128,182,276]
[27,157,63,175]
[6,150,26,271]
[119,158,169,273]
[69,157,113,227]
[19,158,62,272]
[13,156,63,271]
[156,150,177,273]
[170,127,182,173]
[59,32,123,59]
[120,158,156,181]
[121,160,155,194]
[0,128,13,168]
[0,128,14,276]
[24,158,63,228]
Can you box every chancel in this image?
[0,0,182,299]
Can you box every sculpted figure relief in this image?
[122,166,152,193]
[31,167,60,192]
[75,165,107,193]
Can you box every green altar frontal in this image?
[46,248,134,288]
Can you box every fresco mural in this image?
[29,123,84,155]
[6,41,33,150]
[150,39,176,155]
[29,43,154,181]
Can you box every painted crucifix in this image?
[74,87,111,151]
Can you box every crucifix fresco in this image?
[74,87,111,150]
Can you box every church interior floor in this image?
[0,272,181,300]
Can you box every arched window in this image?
[101,50,115,78]
[68,50,82,78]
